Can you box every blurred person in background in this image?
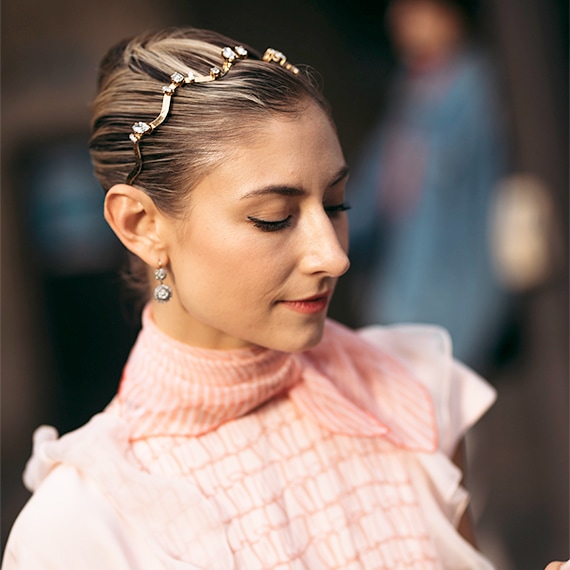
[348,0,510,371]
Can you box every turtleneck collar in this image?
[116,306,438,452]
[117,306,301,439]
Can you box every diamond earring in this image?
[153,263,172,303]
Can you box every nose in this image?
[298,210,350,278]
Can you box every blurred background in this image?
[1,0,567,568]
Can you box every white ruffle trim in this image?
[408,451,494,569]
[23,415,233,569]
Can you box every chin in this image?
[272,322,326,354]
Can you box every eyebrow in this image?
[240,165,350,200]
[329,165,351,187]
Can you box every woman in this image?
[3,28,497,569]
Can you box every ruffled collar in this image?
[116,306,437,452]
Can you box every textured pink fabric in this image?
[105,308,440,567]
[117,307,438,449]
[3,307,497,569]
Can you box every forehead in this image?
[216,104,343,182]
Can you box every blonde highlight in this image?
[89,28,330,217]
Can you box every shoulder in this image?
[11,464,118,536]
[3,413,234,569]
[449,50,500,114]
[2,415,161,569]
[3,464,154,569]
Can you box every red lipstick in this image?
[280,292,331,314]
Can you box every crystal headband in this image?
[262,48,299,75]
[126,46,299,185]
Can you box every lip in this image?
[279,291,331,315]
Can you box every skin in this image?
[387,0,465,72]
[105,102,350,352]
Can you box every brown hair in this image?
[89,27,332,302]
[90,27,330,216]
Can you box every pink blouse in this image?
[3,308,496,569]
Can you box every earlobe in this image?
[104,184,166,266]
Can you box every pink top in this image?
[3,308,496,569]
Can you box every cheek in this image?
[174,227,292,301]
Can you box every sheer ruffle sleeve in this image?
[358,324,496,457]
[359,323,497,569]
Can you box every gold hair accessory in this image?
[127,45,300,184]
[127,45,248,184]
[262,48,299,75]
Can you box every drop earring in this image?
[153,263,172,303]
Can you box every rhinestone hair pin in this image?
[127,46,299,184]
[126,45,248,184]
[262,48,299,75]
[126,45,300,185]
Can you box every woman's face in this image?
[154,102,350,352]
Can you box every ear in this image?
[104,184,169,266]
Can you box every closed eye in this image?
[324,202,351,216]
[247,215,293,232]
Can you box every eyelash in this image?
[248,215,293,232]
[325,201,351,216]
[248,202,351,233]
